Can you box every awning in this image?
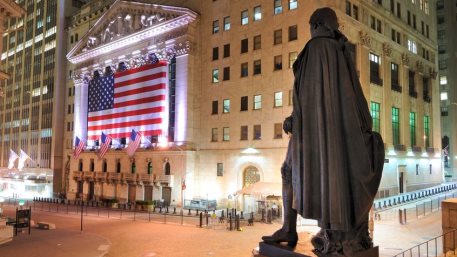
[236,182,282,196]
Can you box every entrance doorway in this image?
[77,181,83,199]
[162,187,171,206]
[144,185,153,201]
[128,184,136,203]
[242,166,260,212]
[88,182,95,201]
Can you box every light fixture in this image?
[241,147,259,154]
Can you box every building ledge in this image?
[0,1,26,18]
[0,70,9,80]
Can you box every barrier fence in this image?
[0,197,276,231]
[374,191,457,224]
[393,229,457,257]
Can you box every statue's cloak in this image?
[290,33,384,232]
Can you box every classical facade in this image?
[437,0,457,179]
[65,0,442,210]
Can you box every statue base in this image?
[254,242,379,257]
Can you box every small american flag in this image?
[126,129,142,157]
[87,61,168,141]
[73,136,85,159]
[99,132,112,159]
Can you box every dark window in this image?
[241,62,248,77]
[212,100,218,114]
[423,77,431,102]
[253,35,261,50]
[217,163,223,176]
[288,25,297,41]
[353,5,359,20]
[253,125,261,140]
[253,60,261,75]
[390,0,395,12]
[240,126,248,140]
[437,16,445,24]
[421,21,424,35]
[345,1,351,16]
[391,62,400,91]
[413,15,416,29]
[426,25,429,38]
[102,160,107,172]
[78,159,83,171]
[274,29,282,45]
[90,159,94,172]
[407,10,411,25]
[370,53,382,85]
[131,161,136,174]
[116,159,121,173]
[396,3,401,18]
[212,47,219,61]
[241,38,248,53]
[223,44,230,58]
[409,71,417,98]
[241,96,248,111]
[147,162,152,174]
[223,67,230,80]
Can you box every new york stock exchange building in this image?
[63,0,443,211]
[64,0,289,211]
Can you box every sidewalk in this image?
[0,226,110,257]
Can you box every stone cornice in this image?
[67,1,198,65]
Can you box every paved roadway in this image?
[0,200,449,257]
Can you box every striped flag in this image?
[87,61,168,141]
[99,132,112,159]
[126,129,142,157]
[8,149,19,169]
[18,149,31,171]
[73,136,85,159]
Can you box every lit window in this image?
[440,76,448,85]
[274,123,283,139]
[441,92,448,101]
[241,10,248,25]
[224,16,230,31]
[274,92,283,107]
[407,39,417,54]
[254,95,262,109]
[212,69,219,83]
[289,52,298,68]
[289,0,298,10]
[371,102,381,133]
[274,0,283,14]
[223,99,230,113]
[254,6,262,21]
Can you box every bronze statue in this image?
[262,8,384,256]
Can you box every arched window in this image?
[90,159,94,172]
[116,159,121,173]
[102,160,107,172]
[147,162,152,175]
[131,161,136,174]
[243,166,260,187]
[78,159,83,171]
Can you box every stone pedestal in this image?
[254,242,379,257]
[442,198,457,253]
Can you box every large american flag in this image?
[87,61,168,141]
[99,132,112,159]
[126,129,142,157]
[73,136,85,159]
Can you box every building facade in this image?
[65,0,442,211]
[0,0,81,198]
[437,0,457,179]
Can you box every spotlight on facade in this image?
[241,147,259,154]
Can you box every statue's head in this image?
[309,7,339,37]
